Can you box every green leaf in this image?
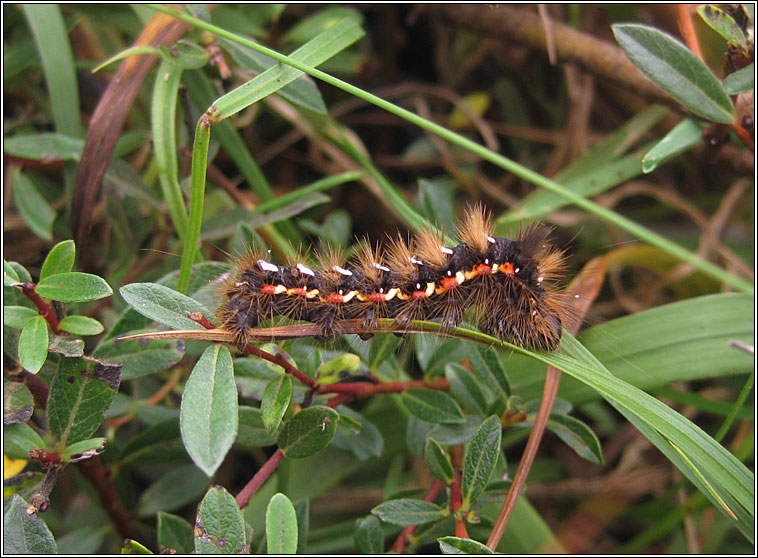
[48,335,84,357]
[22,4,81,137]
[93,332,185,380]
[138,464,209,516]
[219,37,328,114]
[4,380,34,424]
[445,363,488,415]
[401,388,465,424]
[3,306,39,329]
[36,272,113,303]
[47,357,122,446]
[461,415,502,511]
[4,259,21,285]
[428,415,485,446]
[424,438,455,483]
[3,422,45,459]
[697,5,748,48]
[121,539,153,554]
[371,498,449,526]
[262,375,293,433]
[39,242,75,283]
[61,437,106,462]
[368,333,403,369]
[120,282,212,330]
[438,536,495,554]
[12,168,55,241]
[466,344,511,402]
[612,24,736,123]
[158,512,194,554]
[546,414,604,464]
[330,405,384,460]
[278,406,340,458]
[236,406,279,448]
[160,39,210,69]
[194,485,247,554]
[316,352,361,385]
[725,64,754,95]
[3,495,58,554]
[641,119,704,173]
[4,133,84,162]
[353,515,385,554]
[58,315,104,336]
[18,316,49,374]
[211,15,364,119]
[266,493,298,554]
[180,345,238,477]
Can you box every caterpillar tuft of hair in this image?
[217,205,568,350]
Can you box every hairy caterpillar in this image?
[217,205,567,350]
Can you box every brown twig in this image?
[20,283,63,335]
[235,449,285,508]
[428,4,677,108]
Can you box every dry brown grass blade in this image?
[71,12,192,246]
[487,254,609,550]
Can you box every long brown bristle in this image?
[457,203,492,253]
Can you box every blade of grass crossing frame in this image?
[148,4,752,294]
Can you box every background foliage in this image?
[3,4,754,554]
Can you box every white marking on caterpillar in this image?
[257,260,279,272]
[333,265,352,276]
[297,263,315,276]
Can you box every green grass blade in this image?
[177,119,211,294]
[22,4,82,138]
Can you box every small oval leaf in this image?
[194,485,247,554]
[58,315,104,336]
[612,23,736,123]
[438,536,495,554]
[4,495,58,554]
[371,498,449,526]
[546,413,604,464]
[3,306,39,329]
[424,437,455,484]
[36,272,112,303]
[402,388,465,424]
[461,415,502,511]
[180,345,238,477]
[278,406,339,458]
[353,515,385,554]
[40,240,75,280]
[120,282,211,330]
[18,316,49,374]
[266,493,298,554]
[262,375,293,433]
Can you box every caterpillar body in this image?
[218,205,567,350]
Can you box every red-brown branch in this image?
[235,449,285,509]
[21,283,63,335]
[320,377,449,397]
